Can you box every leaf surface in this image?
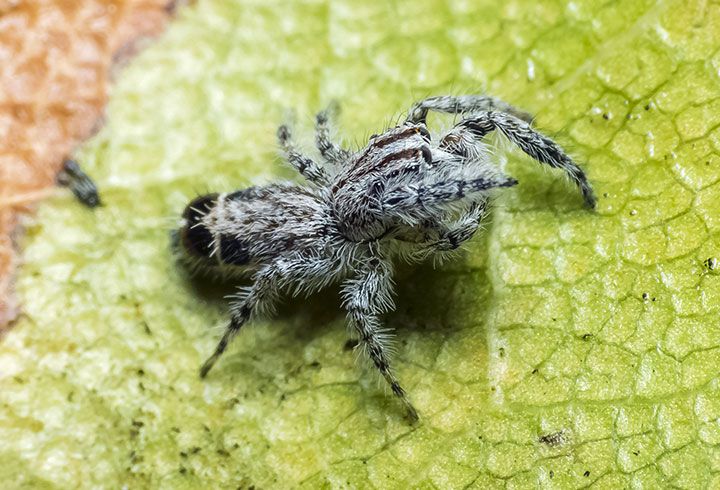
[2,0,720,487]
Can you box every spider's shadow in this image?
[183,271,342,344]
[184,258,467,346]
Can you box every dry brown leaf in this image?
[0,0,176,327]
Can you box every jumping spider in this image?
[175,95,595,421]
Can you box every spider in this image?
[175,95,595,421]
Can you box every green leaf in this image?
[2,0,720,487]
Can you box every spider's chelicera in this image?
[174,95,595,421]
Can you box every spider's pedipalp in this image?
[431,198,489,251]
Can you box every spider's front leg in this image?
[277,124,330,186]
[342,259,419,421]
[315,104,352,166]
[383,172,516,221]
[407,94,534,125]
[444,111,596,208]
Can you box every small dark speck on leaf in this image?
[584,470,591,477]
[498,347,505,358]
[308,361,321,368]
[539,430,566,447]
[179,467,187,475]
[704,257,718,271]
[582,333,593,341]
[602,113,609,120]
[642,292,649,300]
[633,450,640,456]
[217,449,230,457]
[549,470,554,478]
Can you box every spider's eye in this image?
[370,181,384,196]
[388,169,400,178]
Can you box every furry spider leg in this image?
[200,251,346,378]
[444,112,596,208]
[199,265,281,378]
[315,105,352,166]
[382,173,517,220]
[277,124,330,185]
[341,258,419,421]
[406,94,534,125]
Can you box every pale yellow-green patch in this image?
[2,0,720,487]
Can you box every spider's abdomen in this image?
[179,193,220,259]
[177,184,332,272]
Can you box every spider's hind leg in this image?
[277,124,330,186]
[199,267,281,378]
[407,94,534,125]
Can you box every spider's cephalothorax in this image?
[175,95,596,421]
